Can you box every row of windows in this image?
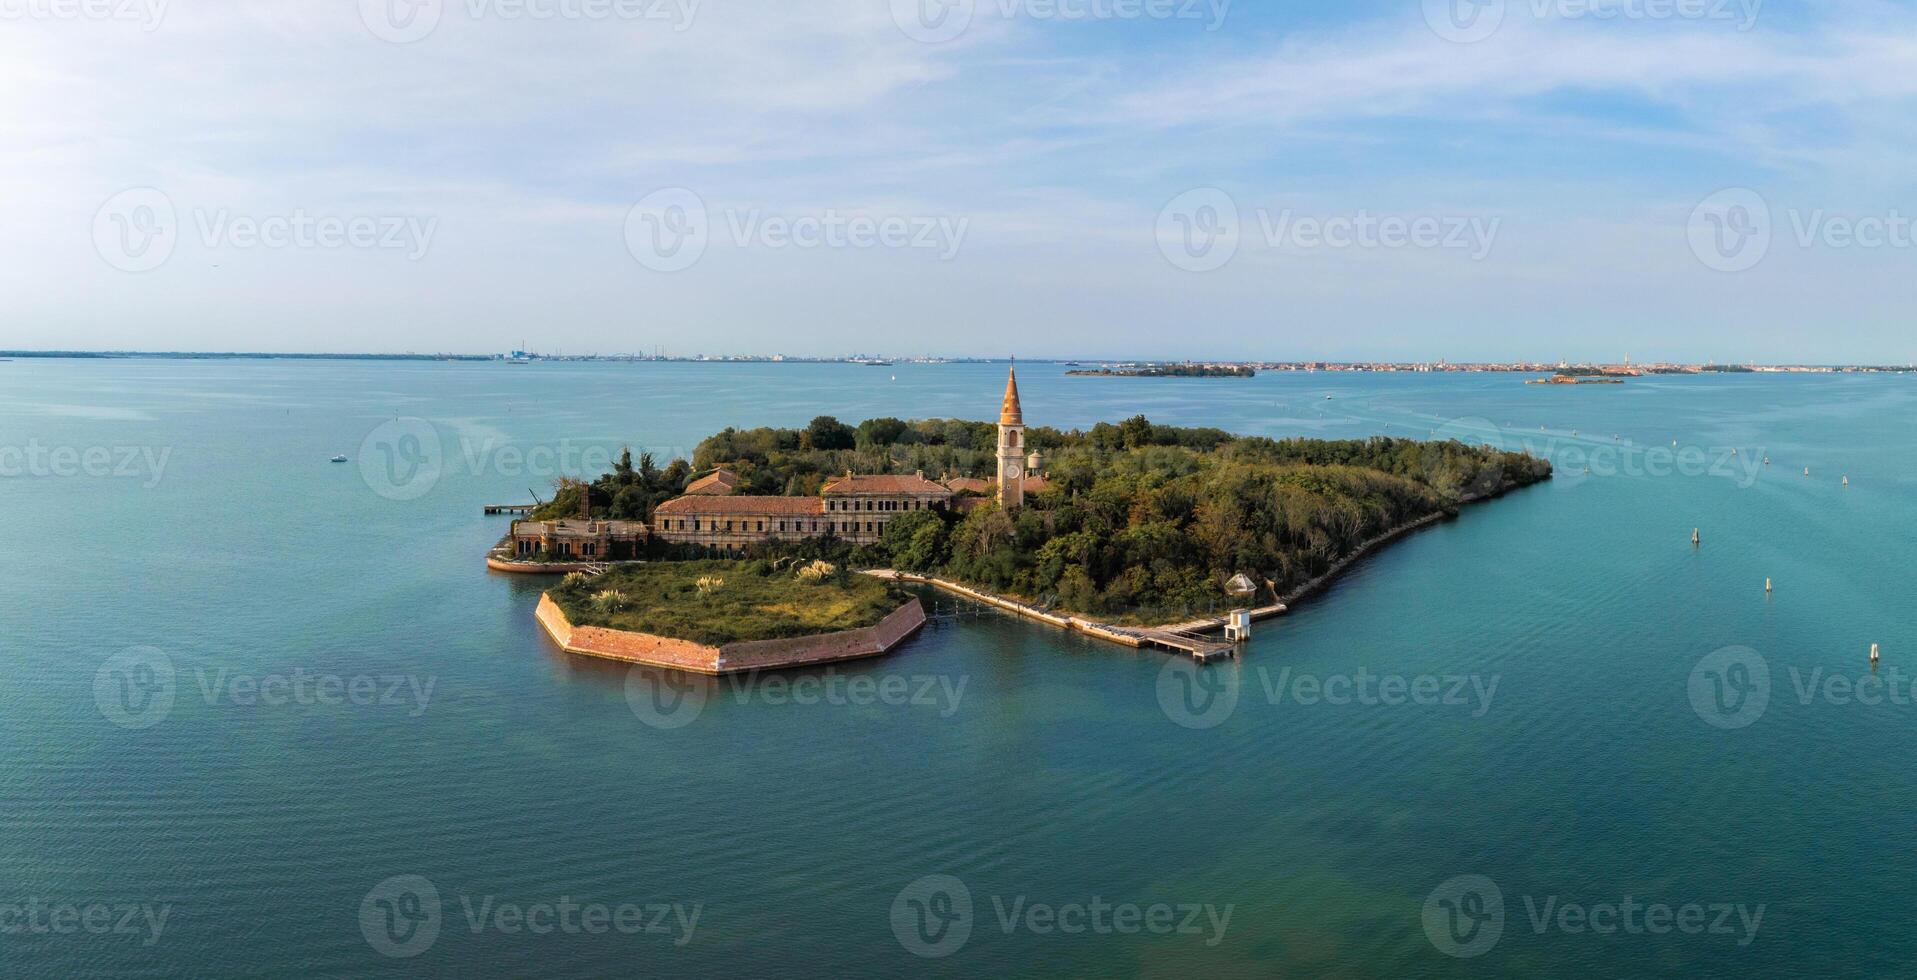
[661,519,891,536]
[826,497,939,513]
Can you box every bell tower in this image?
[997,362,1026,509]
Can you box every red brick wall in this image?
[534,594,925,676]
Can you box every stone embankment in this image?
[534,594,927,675]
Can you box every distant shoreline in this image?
[3,351,1912,373]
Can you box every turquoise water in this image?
[3,360,1914,977]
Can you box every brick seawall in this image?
[534,594,927,675]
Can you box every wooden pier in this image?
[484,503,537,515]
[1129,628,1238,662]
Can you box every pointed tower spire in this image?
[1000,360,1023,426]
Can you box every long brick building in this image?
[650,365,1045,552]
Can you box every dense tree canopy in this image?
[546,417,1552,621]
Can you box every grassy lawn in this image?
[548,560,907,646]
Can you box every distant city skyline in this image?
[5,1,1915,361]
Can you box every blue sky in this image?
[2,0,1914,361]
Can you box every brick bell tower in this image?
[997,362,1026,508]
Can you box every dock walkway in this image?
[866,570,1282,663]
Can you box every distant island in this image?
[1528,369,1626,385]
[1066,364,1256,378]
[502,369,1553,660]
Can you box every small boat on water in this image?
[330,455,348,463]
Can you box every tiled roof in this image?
[684,469,741,495]
[822,474,952,495]
[1001,365,1023,425]
[655,495,824,516]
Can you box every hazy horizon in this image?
[6,0,1915,361]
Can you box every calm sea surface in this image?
[3,359,1914,978]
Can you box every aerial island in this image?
[498,368,1552,672]
[1527,368,1628,385]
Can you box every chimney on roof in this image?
[916,470,924,479]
